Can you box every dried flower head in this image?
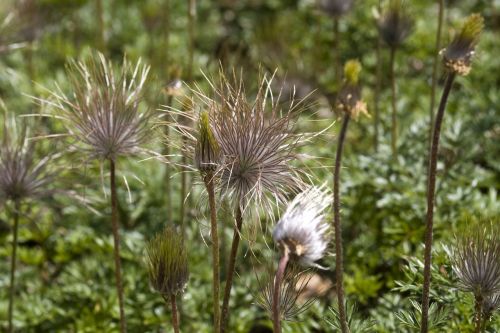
[336,60,368,120]
[273,186,332,267]
[378,0,413,49]
[145,226,189,297]
[451,220,500,298]
[196,70,305,214]
[0,114,54,204]
[482,292,500,320]
[195,110,221,174]
[319,0,354,18]
[255,263,315,322]
[47,52,153,161]
[442,14,484,76]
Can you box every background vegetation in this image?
[0,0,498,332]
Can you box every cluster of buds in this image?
[335,60,368,120]
[442,14,484,76]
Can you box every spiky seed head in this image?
[273,186,331,267]
[49,51,152,161]
[145,226,189,297]
[442,14,484,76]
[336,60,368,120]
[0,115,54,204]
[206,70,304,214]
[195,110,221,174]
[319,0,354,18]
[378,0,413,48]
[451,219,500,298]
[255,263,315,322]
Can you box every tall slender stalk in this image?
[333,114,350,333]
[389,46,398,158]
[474,295,483,333]
[204,172,221,332]
[374,0,382,152]
[220,206,243,333]
[429,0,445,148]
[272,249,290,333]
[7,200,20,333]
[163,0,173,225]
[96,0,105,52]
[165,294,180,333]
[110,159,127,333]
[420,73,455,333]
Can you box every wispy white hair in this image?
[272,186,332,267]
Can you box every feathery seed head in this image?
[336,60,368,120]
[451,219,500,298]
[195,110,221,174]
[319,0,354,18]
[482,293,500,320]
[378,0,413,49]
[0,115,54,203]
[50,51,152,161]
[442,14,484,76]
[145,226,189,297]
[273,186,332,267]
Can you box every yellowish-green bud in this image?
[195,111,221,174]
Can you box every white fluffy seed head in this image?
[272,186,332,267]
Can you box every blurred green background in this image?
[0,0,499,332]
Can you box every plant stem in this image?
[164,294,180,333]
[164,95,173,225]
[429,0,445,149]
[420,73,455,333]
[474,295,483,333]
[333,114,350,333]
[204,172,221,332]
[333,17,341,93]
[110,159,127,333]
[374,0,382,152]
[272,249,289,333]
[96,0,105,53]
[187,0,196,83]
[220,206,243,333]
[389,46,398,158]
[7,200,20,333]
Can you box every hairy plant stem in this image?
[272,248,290,333]
[474,295,483,333]
[220,206,243,333]
[163,95,173,225]
[165,294,180,333]
[429,0,445,149]
[204,172,221,332]
[110,159,127,333]
[333,114,350,333]
[333,17,341,93]
[389,46,398,158]
[374,0,382,152]
[7,200,20,333]
[420,73,455,333]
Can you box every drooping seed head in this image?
[378,0,413,49]
[195,110,221,174]
[336,60,368,120]
[442,14,484,76]
[48,51,153,161]
[0,114,54,204]
[273,186,332,267]
[451,219,500,298]
[319,0,354,18]
[145,226,189,297]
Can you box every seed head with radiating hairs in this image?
[378,0,413,49]
[482,292,500,320]
[451,220,500,298]
[195,110,221,174]
[442,14,484,76]
[204,70,304,214]
[145,226,189,297]
[47,52,152,161]
[273,186,332,267]
[336,60,368,120]
[0,115,54,205]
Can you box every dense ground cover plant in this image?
[0,0,498,332]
